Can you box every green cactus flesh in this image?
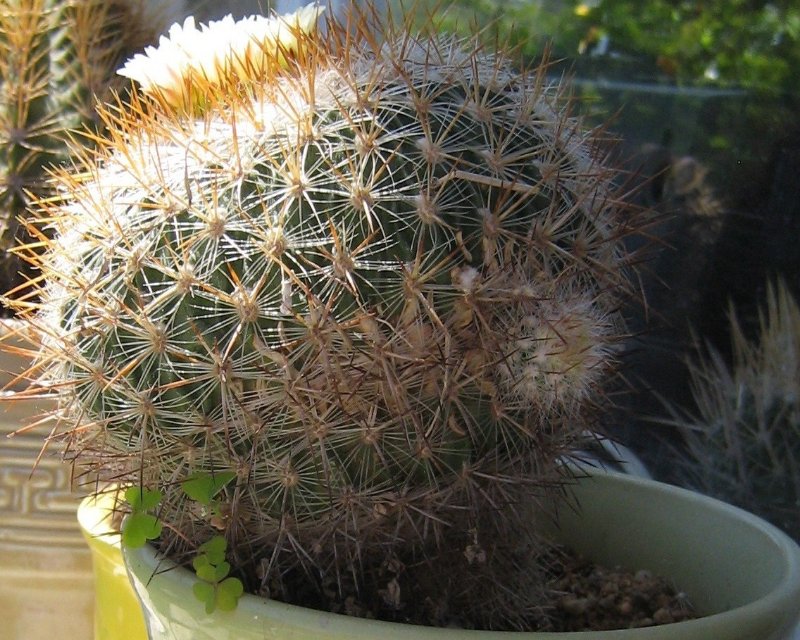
[27,14,631,597]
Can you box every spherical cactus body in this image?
[11,5,636,625]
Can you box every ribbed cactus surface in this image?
[11,6,636,624]
[0,0,183,303]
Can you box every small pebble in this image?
[543,547,696,632]
[598,595,616,609]
[653,607,673,625]
[561,596,592,615]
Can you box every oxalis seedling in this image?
[122,472,243,613]
[193,536,245,613]
[122,487,163,548]
[182,471,237,522]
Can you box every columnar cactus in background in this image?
[0,0,184,304]
[673,280,800,541]
[7,3,639,628]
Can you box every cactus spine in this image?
[675,281,800,541]
[0,0,184,304]
[8,5,638,627]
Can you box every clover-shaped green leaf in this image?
[193,581,216,614]
[214,561,231,581]
[216,577,244,611]
[190,534,243,613]
[194,563,218,583]
[121,486,163,548]
[125,486,162,512]
[193,557,229,582]
[181,472,236,506]
[122,512,162,548]
[198,535,227,563]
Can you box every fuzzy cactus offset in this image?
[8,4,637,627]
[0,0,185,304]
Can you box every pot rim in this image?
[94,472,800,638]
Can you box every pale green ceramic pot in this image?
[122,472,800,640]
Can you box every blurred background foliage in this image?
[408,0,800,240]
[399,0,800,485]
[421,0,799,94]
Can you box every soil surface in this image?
[263,544,697,632]
[545,548,697,631]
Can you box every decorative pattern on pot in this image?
[0,323,93,640]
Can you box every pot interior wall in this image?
[546,472,795,616]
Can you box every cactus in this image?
[7,4,639,628]
[671,280,800,541]
[0,0,185,308]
